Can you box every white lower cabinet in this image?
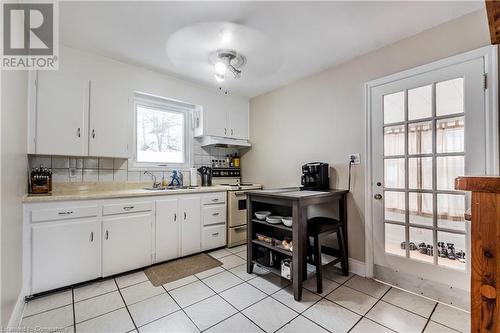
[155,198,180,262]
[31,218,100,294]
[102,212,153,277]
[179,196,201,257]
[26,191,227,294]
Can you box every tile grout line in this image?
[347,286,395,333]
[113,278,139,332]
[421,303,439,333]
[71,288,76,333]
[161,284,203,332]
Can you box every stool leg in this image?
[314,234,323,294]
[337,226,349,276]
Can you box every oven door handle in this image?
[233,225,247,231]
[234,191,247,196]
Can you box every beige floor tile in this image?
[424,321,459,333]
[248,274,290,295]
[121,281,165,305]
[218,255,246,269]
[382,288,436,318]
[202,271,243,293]
[21,304,74,329]
[326,285,378,315]
[272,286,321,313]
[115,271,148,289]
[302,274,340,296]
[23,290,73,317]
[139,310,199,332]
[431,303,470,332]
[169,281,215,308]
[303,299,360,333]
[345,276,390,298]
[184,295,237,331]
[276,315,329,333]
[219,282,267,310]
[350,317,393,333]
[76,308,134,333]
[242,297,297,332]
[366,301,427,333]
[74,279,117,302]
[75,291,124,323]
[128,293,180,327]
[205,313,263,333]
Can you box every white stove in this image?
[211,169,261,247]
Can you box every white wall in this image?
[1,70,28,326]
[242,10,490,262]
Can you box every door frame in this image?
[364,45,499,278]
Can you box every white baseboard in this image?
[348,258,366,277]
[7,288,26,328]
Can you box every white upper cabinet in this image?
[196,96,249,140]
[89,80,130,158]
[227,106,249,139]
[30,71,131,158]
[35,71,89,156]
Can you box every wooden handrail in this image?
[455,176,500,333]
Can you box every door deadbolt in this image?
[374,194,383,200]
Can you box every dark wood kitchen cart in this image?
[246,188,349,301]
[455,176,500,333]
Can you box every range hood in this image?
[197,136,251,148]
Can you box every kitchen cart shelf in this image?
[251,239,293,257]
[251,219,292,232]
[251,260,286,278]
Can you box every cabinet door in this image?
[228,106,249,139]
[31,219,100,294]
[89,80,130,158]
[102,213,153,277]
[155,199,180,262]
[179,196,201,256]
[36,71,89,156]
[203,102,228,137]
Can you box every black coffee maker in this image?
[300,162,329,190]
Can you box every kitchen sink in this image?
[143,186,201,191]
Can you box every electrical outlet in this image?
[349,154,361,165]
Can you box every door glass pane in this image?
[409,157,432,190]
[409,192,433,227]
[436,78,464,116]
[409,227,434,263]
[384,125,405,156]
[437,193,466,231]
[408,121,432,155]
[384,158,405,188]
[437,156,464,190]
[385,191,405,223]
[384,91,405,124]
[437,116,464,153]
[385,223,406,257]
[408,85,432,120]
[438,231,466,270]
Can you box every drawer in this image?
[228,225,247,247]
[202,192,226,205]
[202,225,226,251]
[31,206,99,223]
[102,201,153,216]
[202,205,226,226]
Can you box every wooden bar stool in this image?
[307,217,348,294]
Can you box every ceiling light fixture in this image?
[212,49,246,83]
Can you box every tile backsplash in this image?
[28,141,239,183]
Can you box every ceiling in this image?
[60,1,484,98]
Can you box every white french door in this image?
[369,55,490,308]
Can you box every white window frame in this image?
[130,93,193,171]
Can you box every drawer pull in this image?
[58,211,73,215]
[212,232,219,236]
[234,225,247,231]
[211,198,219,202]
[123,206,134,210]
[212,212,220,216]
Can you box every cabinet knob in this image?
[374,194,383,200]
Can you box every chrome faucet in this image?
[143,171,161,188]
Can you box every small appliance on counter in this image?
[300,162,329,190]
[29,165,52,195]
[197,166,212,186]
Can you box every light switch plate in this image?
[349,154,361,165]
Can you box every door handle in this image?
[374,194,383,200]
[90,232,94,242]
[105,230,109,240]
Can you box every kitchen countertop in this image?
[23,184,232,203]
